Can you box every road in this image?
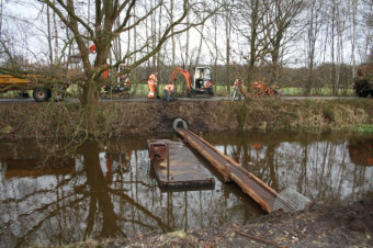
[0,95,359,103]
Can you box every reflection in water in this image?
[0,138,258,247]
[207,132,373,204]
[0,133,372,247]
[348,138,373,167]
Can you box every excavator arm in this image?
[170,67,192,92]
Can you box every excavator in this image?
[252,81,278,96]
[170,66,214,96]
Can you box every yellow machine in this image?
[0,74,64,102]
[0,74,30,86]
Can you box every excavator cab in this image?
[192,67,213,96]
[169,66,214,97]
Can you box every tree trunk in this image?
[186,11,190,68]
[171,0,176,66]
[225,4,231,93]
[46,4,54,64]
[331,0,337,95]
[246,0,260,91]
[53,0,59,63]
[81,80,100,138]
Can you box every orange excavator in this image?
[252,81,278,96]
[170,66,213,96]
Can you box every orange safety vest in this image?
[148,82,155,98]
[147,73,158,99]
[148,74,157,85]
[148,80,156,91]
[164,84,174,93]
[103,67,109,79]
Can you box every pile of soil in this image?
[73,196,373,248]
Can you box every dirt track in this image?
[0,95,359,103]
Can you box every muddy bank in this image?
[58,195,373,248]
[0,98,373,139]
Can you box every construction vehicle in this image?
[353,64,373,98]
[170,66,213,96]
[102,64,131,94]
[88,45,131,96]
[252,81,278,96]
[0,74,66,102]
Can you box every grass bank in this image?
[0,98,372,140]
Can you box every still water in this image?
[0,131,372,247]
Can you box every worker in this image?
[120,73,131,89]
[164,83,175,102]
[147,72,158,99]
[232,78,244,100]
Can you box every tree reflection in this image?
[348,138,373,167]
[81,142,125,239]
[211,132,373,204]
[2,133,372,247]
[0,140,172,247]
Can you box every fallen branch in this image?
[232,227,287,248]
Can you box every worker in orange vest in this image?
[164,83,175,102]
[147,73,158,99]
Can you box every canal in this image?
[0,131,372,247]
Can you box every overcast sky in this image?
[1,0,372,68]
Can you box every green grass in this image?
[0,84,356,98]
[278,87,355,96]
[355,124,373,133]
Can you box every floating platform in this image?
[148,139,215,189]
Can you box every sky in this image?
[1,0,372,69]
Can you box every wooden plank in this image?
[176,129,296,213]
[148,139,215,190]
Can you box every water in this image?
[0,131,372,247]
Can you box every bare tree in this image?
[234,0,270,88]
[224,0,233,91]
[304,0,322,95]
[263,0,304,84]
[1,0,219,138]
[170,0,176,66]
